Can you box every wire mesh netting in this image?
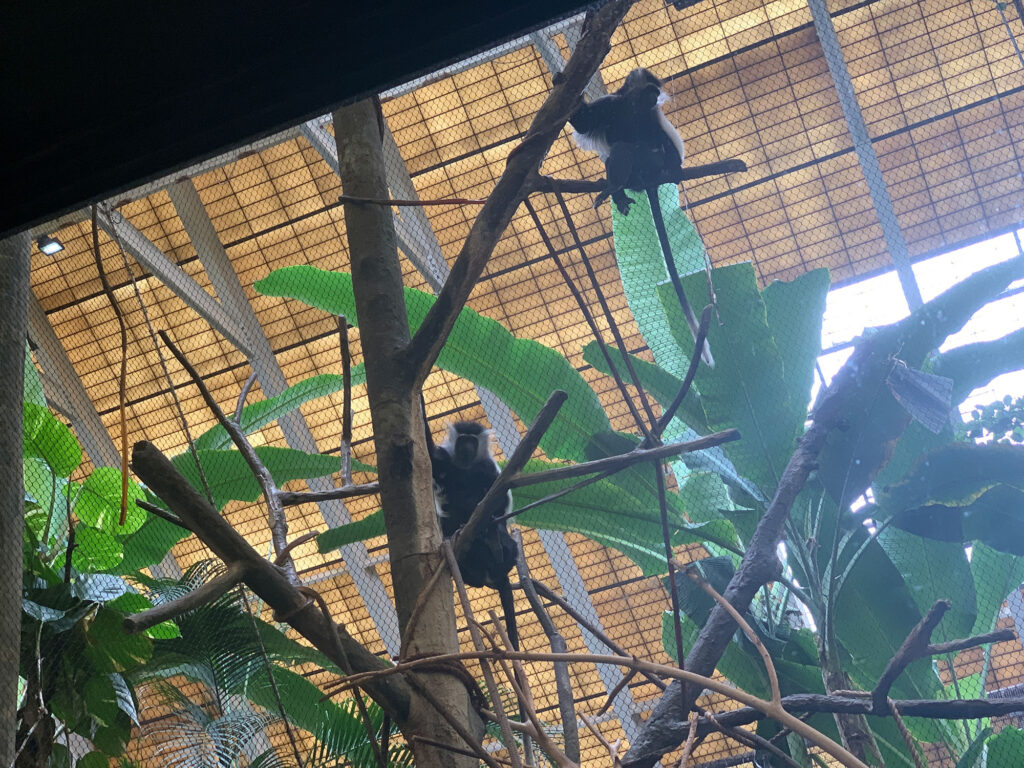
[12,0,1024,766]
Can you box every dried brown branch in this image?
[328,646,867,768]
[531,159,748,196]
[529,578,667,690]
[276,483,381,506]
[872,599,950,713]
[159,330,299,584]
[888,698,926,768]
[123,563,246,634]
[129,440,410,716]
[515,532,580,763]
[233,370,258,423]
[681,563,781,707]
[926,627,1016,656]
[405,0,636,385]
[506,429,740,490]
[581,715,623,768]
[137,500,191,531]
[677,712,698,768]
[338,193,487,207]
[443,541,523,768]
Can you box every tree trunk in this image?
[818,635,882,765]
[1,232,30,767]
[333,98,482,768]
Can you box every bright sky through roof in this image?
[816,229,1024,417]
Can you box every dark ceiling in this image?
[1,0,589,237]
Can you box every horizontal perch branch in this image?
[277,482,381,506]
[129,440,411,719]
[124,563,245,634]
[507,429,740,489]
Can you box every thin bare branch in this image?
[276,482,381,506]
[234,370,258,424]
[681,563,781,707]
[124,563,245,634]
[515,531,579,763]
[506,430,740,490]
[158,330,299,583]
[677,712,698,768]
[926,627,1016,656]
[137,500,192,531]
[443,541,523,768]
[872,599,950,713]
[406,0,636,384]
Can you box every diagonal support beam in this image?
[94,206,253,353]
[807,0,923,309]
[166,179,401,655]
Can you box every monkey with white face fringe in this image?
[569,67,686,216]
[428,420,519,650]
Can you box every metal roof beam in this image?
[167,179,401,655]
[807,0,923,309]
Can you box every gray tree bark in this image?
[333,98,482,768]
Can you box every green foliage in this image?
[255,266,610,461]
[317,509,387,552]
[963,394,1024,444]
[658,264,829,499]
[193,373,366,452]
[172,445,343,510]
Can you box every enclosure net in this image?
[14,0,1024,766]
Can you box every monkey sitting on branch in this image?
[567,66,745,216]
[427,420,520,651]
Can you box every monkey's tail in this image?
[499,580,534,759]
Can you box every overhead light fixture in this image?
[37,235,64,255]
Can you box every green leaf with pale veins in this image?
[171,446,343,510]
[255,267,610,462]
[23,402,81,477]
[193,372,366,452]
[317,509,386,552]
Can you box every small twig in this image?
[677,711,699,768]
[338,316,354,485]
[515,531,580,762]
[506,430,740,490]
[274,531,320,566]
[872,599,950,713]
[277,483,381,506]
[487,612,575,768]
[159,330,299,583]
[123,563,246,634]
[63,522,76,584]
[688,753,758,768]
[659,469,687,703]
[338,193,487,207]
[138,500,192,531]
[599,669,638,717]
[529,578,667,690]
[531,160,747,195]
[681,563,780,707]
[442,541,523,768]
[234,370,258,424]
[453,390,567,563]
[581,714,623,768]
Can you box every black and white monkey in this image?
[569,67,685,216]
[428,420,520,650]
[568,66,728,366]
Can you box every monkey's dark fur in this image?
[429,420,519,650]
[569,67,686,215]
